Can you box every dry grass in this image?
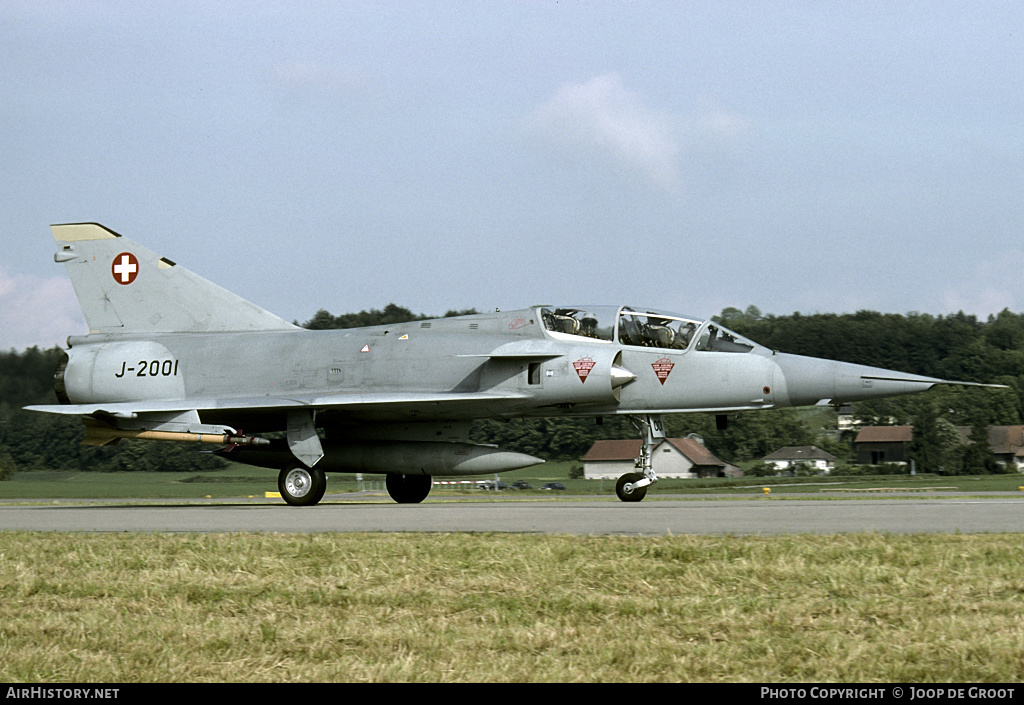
[0,532,1022,682]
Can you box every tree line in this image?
[3,305,1023,477]
[0,347,227,476]
[716,306,1024,474]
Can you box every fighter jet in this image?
[27,223,1005,504]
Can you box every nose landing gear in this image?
[615,472,648,502]
[614,414,664,502]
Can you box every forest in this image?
[2,304,1022,477]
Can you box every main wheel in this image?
[278,464,327,506]
[386,473,432,504]
[615,472,648,502]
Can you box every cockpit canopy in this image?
[538,306,756,353]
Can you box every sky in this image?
[2,1,1023,351]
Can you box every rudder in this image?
[51,223,297,335]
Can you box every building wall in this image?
[855,442,910,465]
[997,455,1024,473]
[584,449,699,480]
[769,458,832,472]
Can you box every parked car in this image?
[540,482,566,491]
[510,480,532,490]
[477,480,509,490]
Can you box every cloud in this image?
[526,75,753,196]
[690,96,753,149]
[526,73,684,194]
[0,264,85,351]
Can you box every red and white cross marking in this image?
[111,252,139,285]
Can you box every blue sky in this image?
[2,1,1023,350]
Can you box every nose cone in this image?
[772,353,944,407]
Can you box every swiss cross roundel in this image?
[111,252,139,285]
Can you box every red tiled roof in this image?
[854,426,913,443]
[954,425,1024,456]
[582,439,645,461]
[763,446,837,462]
[666,438,723,466]
[856,425,1024,457]
[582,438,726,467]
[986,426,1024,455]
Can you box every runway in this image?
[1,493,1022,534]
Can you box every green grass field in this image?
[1,462,1023,501]
[2,466,1023,682]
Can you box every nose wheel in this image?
[615,472,648,502]
[614,414,664,502]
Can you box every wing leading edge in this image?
[26,389,533,419]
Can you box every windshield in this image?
[539,307,617,341]
[539,306,755,353]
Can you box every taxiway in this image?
[1,494,1021,534]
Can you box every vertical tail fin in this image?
[51,223,297,335]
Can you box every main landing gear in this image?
[278,464,327,506]
[277,466,434,506]
[385,473,433,504]
[615,414,665,503]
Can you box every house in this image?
[762,446,837,473]
[582,437,740,480]
[955,425,1024,472]
[836,405,858,432]
[853,426,914,465]
[854,425,1024,471]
